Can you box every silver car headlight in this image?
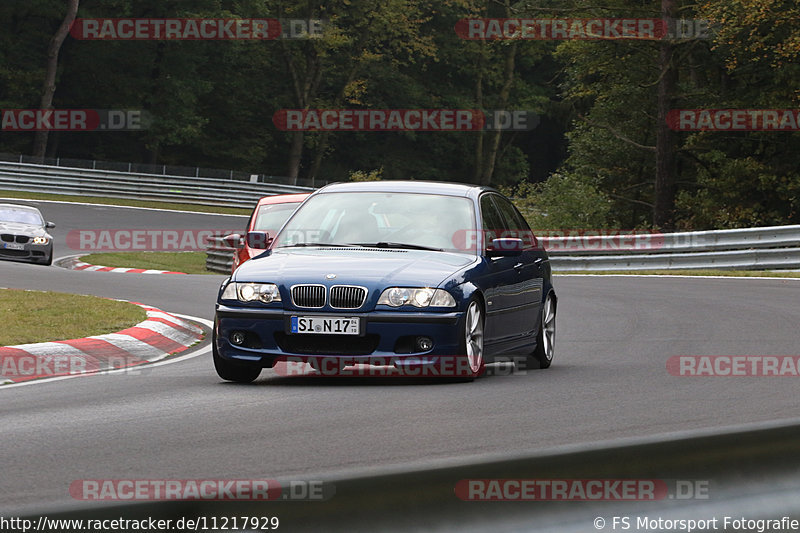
[32,236,49,245]
[377,287,456,308]
[221,282,281,303]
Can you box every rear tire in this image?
[213,331,261,383]
[531,291,556,369]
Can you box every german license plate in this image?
[3,243,24,250]
[290,316,360,335]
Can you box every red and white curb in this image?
[0,302,204,384]
[56,255,187,274]
[72,259,187,275]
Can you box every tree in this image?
[32,0,79,159]
[552,0,717,229]
[272,0,436,184]
[654,0,678,229]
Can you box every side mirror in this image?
[487,237,523,257]
[45,221,56,229]
[246,231,273,250]
[222,233,244,249]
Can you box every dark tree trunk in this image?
[479,0,517,186]
[287,132,304,183]
[306,64,359,185]
[142,42,167,166]
[281,37,322,185]
[32,0,79,159]
[654,0,678,230]
[473,69,485,183]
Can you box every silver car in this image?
[0,204,55,265]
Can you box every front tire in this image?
[213,331,261,383]
[531,291,556,369]
[456,299,485,379]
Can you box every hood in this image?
[233,247,476,288]
[0,221,47,236]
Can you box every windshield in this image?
[273,192,475,253]
[252,202,301,232]
[0,208,43,226]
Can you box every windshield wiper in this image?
[280,243,350,248]
[348,242,444,252]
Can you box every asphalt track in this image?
[1,199,799,520]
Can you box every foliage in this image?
[2,0,799,230]
[505,174,612,230]
[699,0,800,72]
[349,168,384,181]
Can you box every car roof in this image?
[255,193,310,207]
[317,180,493,198]
[0,203,42,213]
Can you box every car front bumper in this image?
[215,304,466,370]
[0,242,52,263]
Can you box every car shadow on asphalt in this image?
[217,360,557,387]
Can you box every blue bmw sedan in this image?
[213,181,556,383]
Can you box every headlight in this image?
[32,237,49,245]
[221,282,281,303]
[377,287,456,308]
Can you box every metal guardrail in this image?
[543,225,800,255]
[206,237,234,274]
[544,224,800,271]
[0,161,313,209]
[207,225,800,274]
[0,151,325,187]
[549,247,800,271]
[4,156,794,271]
[28,419,800,531]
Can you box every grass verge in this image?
[0,190,250,216]
[0,289,146,346]
[554,269,800,278]
[80,251,213,274]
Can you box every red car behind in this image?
[226,193,309,273]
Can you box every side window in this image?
[480,194,508,250]
[493,195,538,249]
[246,208,257,232]
[480,195,506,231]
